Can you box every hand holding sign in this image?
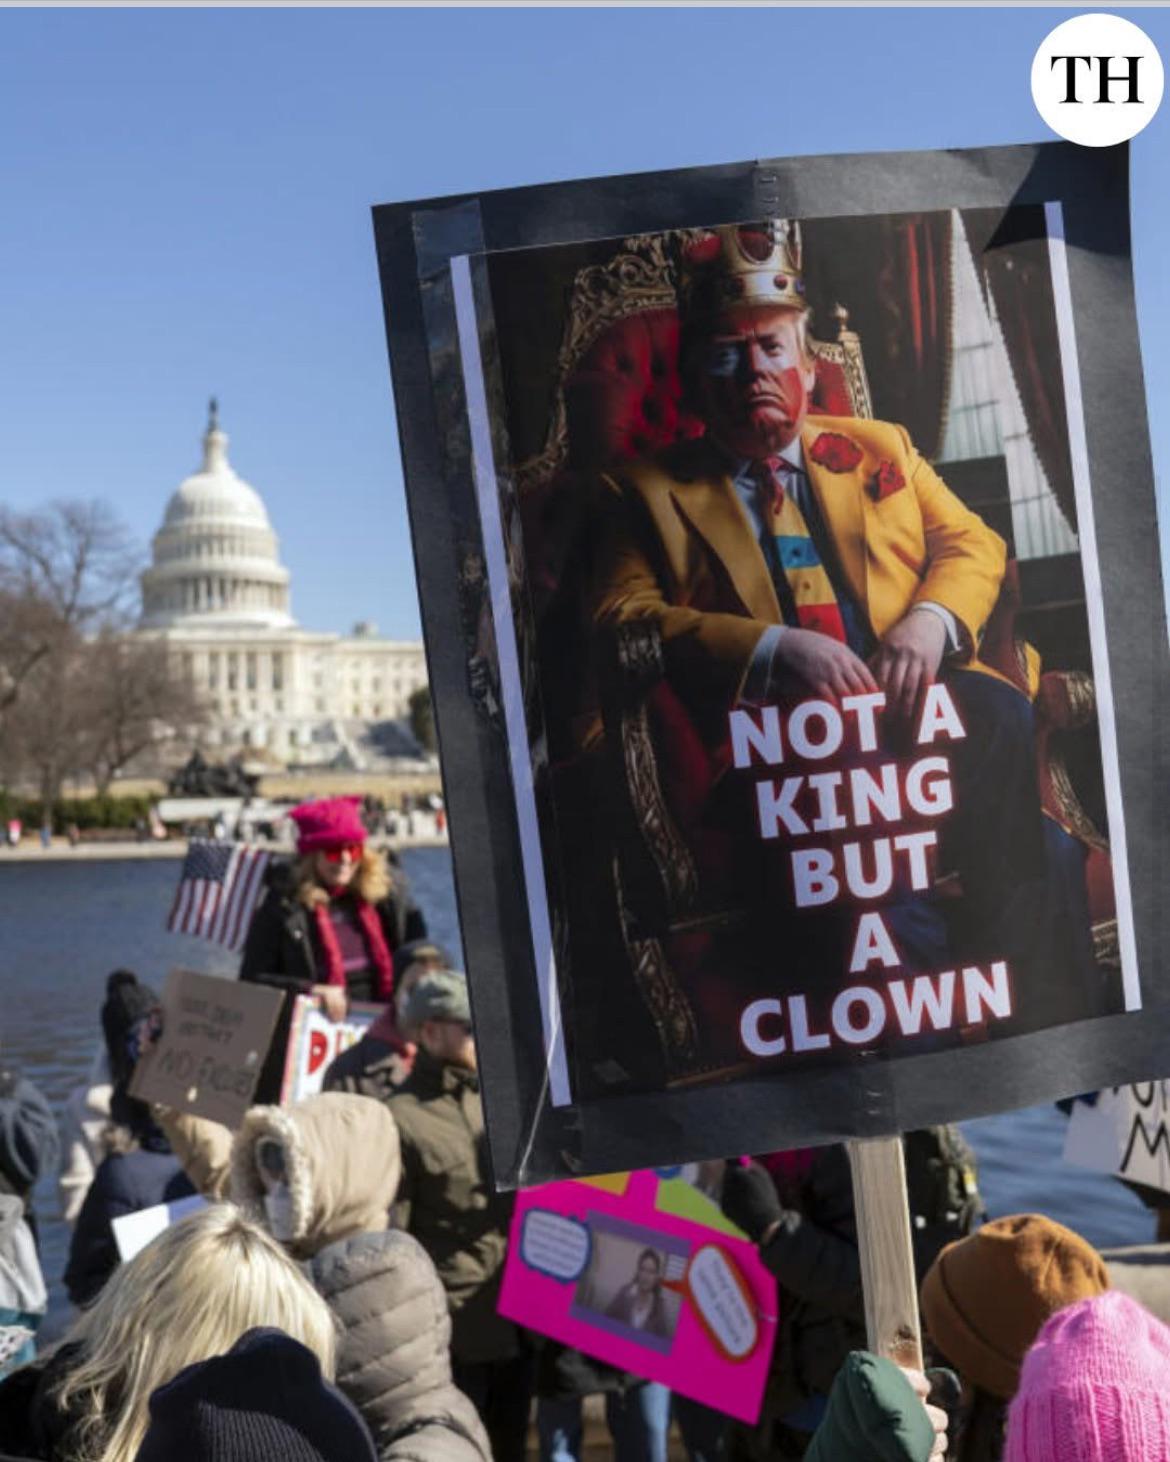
[311,984,348,1023]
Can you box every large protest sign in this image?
[1065,1083,1170,1196]
[279,997,382,1104]
[373,142,1169,1186]
[130,968,283,1127]
[499,1168,777,1421]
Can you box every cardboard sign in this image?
[279,997,382,1104]
[373,142,1169,1185]
[130,968,282,1128]
[1064,1083,1170,1195]
[112,1195,209,1263]
[498,1169,778,1421]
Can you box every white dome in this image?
[140,402,295,631]
[162,442,273,534]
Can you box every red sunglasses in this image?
[321,843,363,863]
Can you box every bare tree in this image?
[0,627,93,817]
[0,500,206,817]
[0,499,140,630]
[0,578,65,715]
[78,634,210,794]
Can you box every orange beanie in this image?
[920,1213,1110,1400]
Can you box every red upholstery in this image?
[977,561,1033,696]
[1034,670,1116,926]
[563,308,856,473]
[565,310,702,470]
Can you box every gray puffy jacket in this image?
[310,1228,491,1462]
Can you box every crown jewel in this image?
[677,219,806,319]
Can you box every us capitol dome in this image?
[138,402,427,767]
[141,399,294,631]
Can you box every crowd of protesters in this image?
[2,795,1169,1461]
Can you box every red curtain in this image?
[872,211,954,461]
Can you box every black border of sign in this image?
[372,141,1170,1190]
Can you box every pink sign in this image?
[498,1169,778,1422]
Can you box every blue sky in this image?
[1,6,1167,638]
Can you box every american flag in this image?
[166,840,271,951]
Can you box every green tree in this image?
[408,685,436,752]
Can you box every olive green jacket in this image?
[805,1352,937,1462]
[387,1050,518,1366]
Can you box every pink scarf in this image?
[312,897,394,1001]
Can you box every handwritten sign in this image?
[129,968,282,1127]
[279,996,382,1105]
[1064,1082,1170,1195]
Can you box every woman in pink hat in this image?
[239,797,426,1101]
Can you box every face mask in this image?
[263,1183,296,1241]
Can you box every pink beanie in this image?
[288,797,367,853]
[1005,1291,1170,1462]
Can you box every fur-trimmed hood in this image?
[230,1093,401,1258]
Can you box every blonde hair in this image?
[293,844,391,909]
[55,1204,337,1462]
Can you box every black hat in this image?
[101,971,159,1085]
[394,938,453,972]
[135,1328,377,1462]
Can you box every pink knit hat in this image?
[1005,1291,1170,1461]
[288,797,367,853]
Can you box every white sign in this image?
[112,1195,209,1263]
[279,996,382,1105]
[1064,1082,1170,1195]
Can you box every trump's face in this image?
[691,306,815,459]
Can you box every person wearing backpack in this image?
[721,1128,982,1460]
[0,1061,58,1377]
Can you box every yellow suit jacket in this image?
[590,414,1008,714]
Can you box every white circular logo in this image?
[1032,13,1163,146]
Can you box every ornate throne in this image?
[516,231,1117,1090]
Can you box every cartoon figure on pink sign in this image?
[498,1168,778,1421]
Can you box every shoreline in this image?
[0,834,449,863]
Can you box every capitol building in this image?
[139,403,428,766]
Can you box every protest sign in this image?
[1064,1083,1170,1195]
[498,1168,778,1421]
[112,1195,208,1264]
[373,141,1169,1186]
[279,997,382,1104]
[130,968,282,1128]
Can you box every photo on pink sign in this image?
[569,1216,690,1355]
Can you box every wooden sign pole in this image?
[846,1136,923,1369]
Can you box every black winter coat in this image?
[0,1342,86,1460]
[747,1131,979,1437]
[64,1150,194,1309]
[238,860,426,1102]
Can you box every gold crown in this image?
[677,219,806,319]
